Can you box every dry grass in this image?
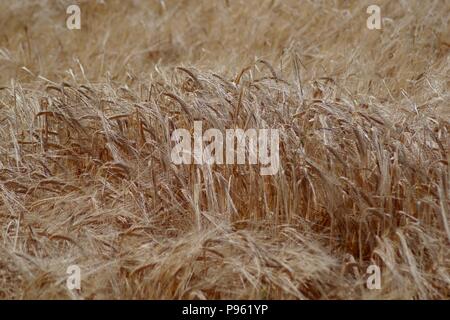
[0,0,449,299]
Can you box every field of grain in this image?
[0,0,449,299]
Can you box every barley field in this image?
[0,0,449,299]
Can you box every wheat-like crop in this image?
[0,0,448,299]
